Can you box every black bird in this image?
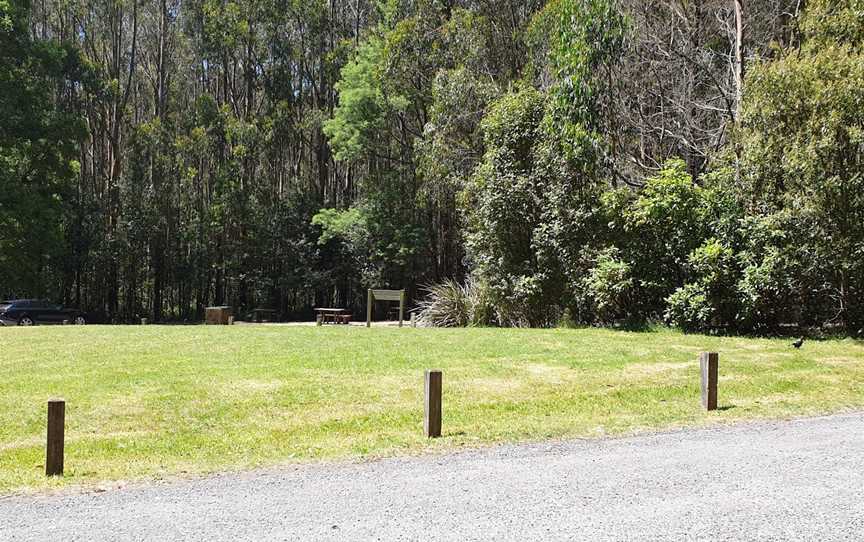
[792,337,805,349]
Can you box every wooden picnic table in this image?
[251,308,277,323]
[314,307,352,325]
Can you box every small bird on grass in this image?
[792,337,805,349]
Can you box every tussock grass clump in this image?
[416,279,490,327]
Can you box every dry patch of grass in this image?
[525,363,573,384]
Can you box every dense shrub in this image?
[731,3,864,331]
[590,159,717,325]
[461,85,605,327]
[665,239,739,332]
[664,284,714,333]
[583,248,635,324]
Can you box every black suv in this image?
[0,300,87,326]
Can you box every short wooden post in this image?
[700,352,719,411]
[398,290,405,328]
[227,316,235,326]
[316,313,323,327]
[62,320,70,325]
[46,399,65,476]
[366,289,373,328]
[410,313,417,328]
[424,370,442,438]
[141,318,148,325]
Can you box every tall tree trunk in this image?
[733,0,745,119]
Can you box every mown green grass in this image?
[1,325,863,494]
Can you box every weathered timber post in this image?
[316,313,323,327]
[46,399,65,476]
[141,318,148,325]
[700,352,719,411]
[424,370,442,438]
[366,289,373,328]
[399,290,406,328]
[410,313,417,328]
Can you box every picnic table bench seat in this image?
[315,307,352,325]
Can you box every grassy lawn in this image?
[1,325,863,494]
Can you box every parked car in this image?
[0,300,87,326]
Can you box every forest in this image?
[1,0,863,332]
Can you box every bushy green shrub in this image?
[462,85,603,327]
[665,283,714,332]
[595,159,716,323]
[583,248,635,324]
[665,239,740,332]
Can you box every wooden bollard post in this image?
[227,316,235,326]
[46,399,65,476]
[141,318,148,325]
[410,313,416,328]
[424,370,442,438]
[316,314,323,326]
[700,352,719,411]
[62,320,70,325]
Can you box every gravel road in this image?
[2,413,863,541]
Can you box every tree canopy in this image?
[2,0,862,333]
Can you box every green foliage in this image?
[665,239,739,332]
[5,0,864,335]
[463,87,556,326]
[418,66,498,200]
[464,78,612,326]
[463,0,627,327]
[583,248,634,324]
[324,36,388,162]
[0,0,90,297]
[664,284,714,333]
[0,1,12,32]
[312,208,367,246]
[736,224,799,330]
[799,0,864,49]
[734,3,864,329]
[596,159,715,321]
[664,3,864,333]
[543,0,626,158]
